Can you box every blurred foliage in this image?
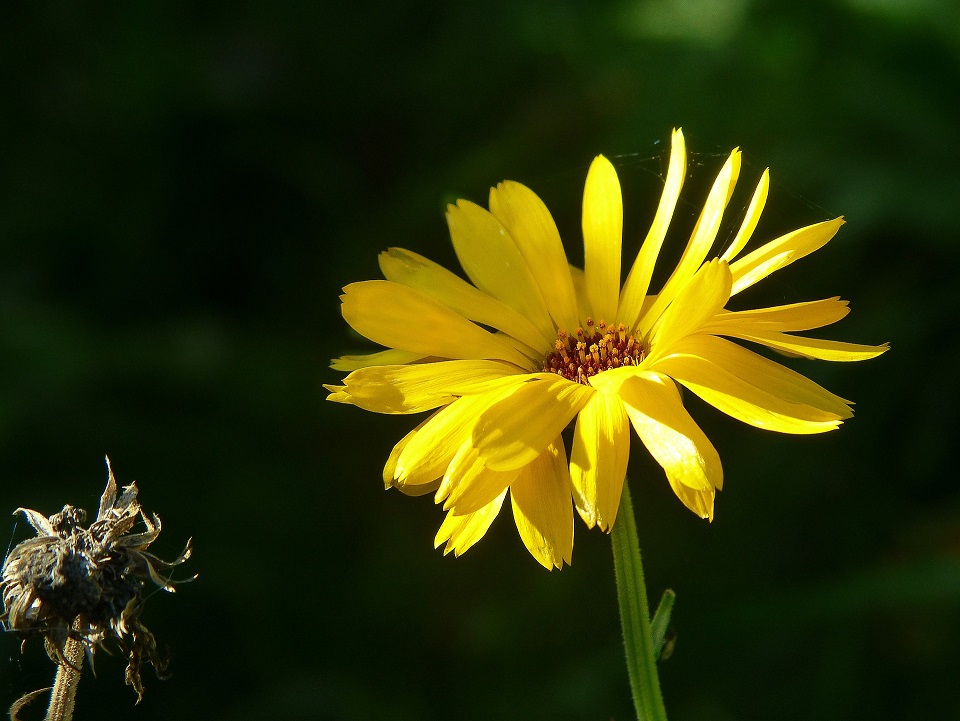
[1,1,958,719]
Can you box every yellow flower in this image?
[327,129,888,570]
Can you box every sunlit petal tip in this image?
[729,217,846,295]
[721,168,770,263]
[511,440,574,569]
[704,296,852,335]
[584,155,620,198]
[596,509,622,534]
[383,431,413,486]
[721,150,742,201]
[736,331,890,361]
[576,508,598,530]
[666,128,686,163]
[617,129,690,327]
[582,154,623,324]
[392,478,442,497]
[434,491,506,557]
[325,392,350,407]
[331,348,428,371]
[669,129,687,167]
[677,484,715,520]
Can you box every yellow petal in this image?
[731,251,794,294]
[618,128,686,329]
[719,169,769,262]
[324,385,349,404]
[662,335,853,414]
[473,374,595,472]
[336,360,518,414]
[570,390,630,531]
[330,348,426,371]
[666,478,716,520]
[384,417,443,495]
[569,264,592,321]
[341,280,531,367]
[395,478,442,497]
[488,182,580,332]
[446,200,556,343]
[653,336,852,434]
[511,440,574,569]
[640,149,740,334]
[395,391,510,486]
[435,490,507,557]
[680,147,742,264]
[671,378,842,434]
[729,218,844,295]
[440,441,521,514]
[701,297,850,334]
[378,247,551,354]
[649,259,732,357]
[619,371,723,494]
[729,330,890,361]
[582,155,622,324]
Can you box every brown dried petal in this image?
[13,507,56,537]
[97,456,120,520]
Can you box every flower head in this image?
[327,129,888,569]
[1,457,193,701]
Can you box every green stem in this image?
[611,480,668,721]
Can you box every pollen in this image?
[543,319,648,384]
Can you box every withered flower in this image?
[1,457,192,717]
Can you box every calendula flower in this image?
[327,129,887,569]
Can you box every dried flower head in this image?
[1,457,192,703]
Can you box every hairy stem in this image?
[611,481,668,721]
[46,625,83,721]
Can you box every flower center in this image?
[543,318,648,385]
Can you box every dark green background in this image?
[2,2,958,719]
